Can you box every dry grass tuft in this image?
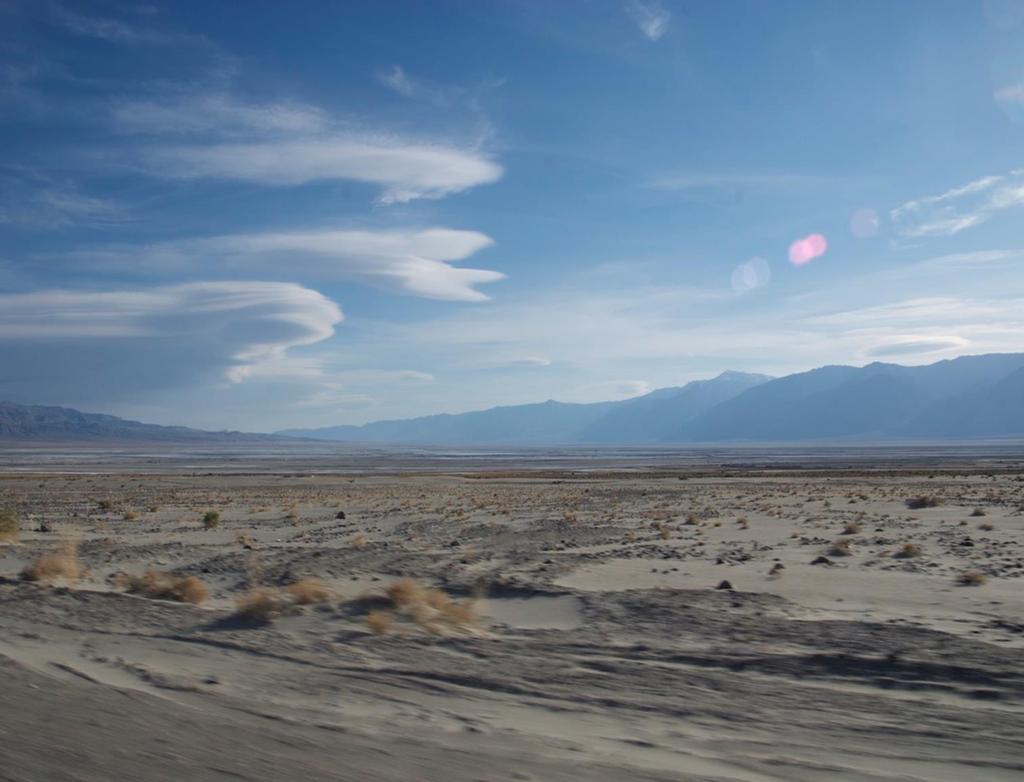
[22,541,83,583]
[287,577,331,605]
[905,495,942,510]
[366,609,394,634]
[0,508,18,543]
[893,542,922,559]
[234,587,291,623]
[387,577,423,608]
[827,539,853,557]
[351,532,368,549]
[956,570,986,587]
[841,521,863,535]
[382,578,476,633]
[117,570,209,604]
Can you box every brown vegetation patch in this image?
[116,570,209,604]
[956,570,987,587]
[893,543,923,559]
[287,577,331,605]
[22,542,83,583]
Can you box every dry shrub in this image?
[978,522,995,531]
[22,542,82,583]
[970,507,987,517]
[0,508,18,543]
[683,513,700,526]
[893,542,922,559]
[366,609,394,634]
[827,539,853,557]
[736,517,749,530]
[287,577,331,605]
[117,570,209,604]
[383,578,476,633]
[957,570,986,587]
[387,577,423,608]
[235,587,291,623]
[351,532,368,549]
[905,496,942,510]
[841,521,863,535]
[123,510,138,521]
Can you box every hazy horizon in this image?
[3,1,1024,431]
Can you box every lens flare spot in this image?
[788,233,827,265]
[731,257,771,294]
[850,209,880,238]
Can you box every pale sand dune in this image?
[1,463,1024,780]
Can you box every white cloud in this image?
[140,135,502,203]
[866,336,970,357]
[52,5,204,46]
[626,1,671,41]
[85,227,504,302]
[995,83,1024,105]
[0,281,342,402]
[0,175,122,229]
[112,94,328,136]
[890,170,1024,238]
[377,65,417,98]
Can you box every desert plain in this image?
[1,450,1024,781]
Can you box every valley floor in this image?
[2,464,1024,781]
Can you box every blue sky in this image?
[2,0,1024,431]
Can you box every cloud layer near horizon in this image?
[0,281,342,402]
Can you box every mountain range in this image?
[280,353,1024,444]
[0,401,278,442]
[2,353,1022,444]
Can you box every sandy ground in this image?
[2,464,1024,781]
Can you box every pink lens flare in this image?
[788,233,828,265]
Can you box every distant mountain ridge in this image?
[280,354,1024,444]
[0,401,278,442]
[280,370,771,444]
[5,353,1024,445]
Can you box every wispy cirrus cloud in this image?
[377,65,418,98]
[0,171,123,229]
[0,281,342,402]
[625,1,671,41]
[890,170,1024,238]
[112,93,329,136]
[50,4,206,47]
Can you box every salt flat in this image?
[2,455,1023,781]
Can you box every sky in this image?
[2,0,1024,432]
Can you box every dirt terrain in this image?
[2,463,1024,781]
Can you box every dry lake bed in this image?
[2,448,1024,781]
